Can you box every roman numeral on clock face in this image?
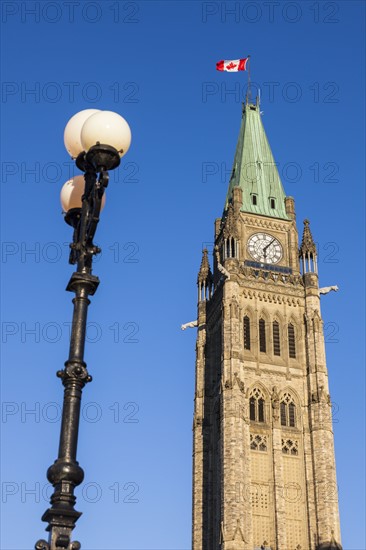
[247,232,283,264]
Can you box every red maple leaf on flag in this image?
[226,62,237,70]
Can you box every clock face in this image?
[247,232,283,264]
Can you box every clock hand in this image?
[263,238,275,253]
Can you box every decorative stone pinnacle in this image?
[299,218,317,257]
[222,203,240,239]
[197,249,212,284]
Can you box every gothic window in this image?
[249,388,266,423]
[252,194,258,205]
[231,237,235,257]
[280,393,296,428]
[250,397,255,420]
[272,321,280,356]
[280,402,287,426]
[250,434,267,452]
[270,198,276,209]
[225,237,236,258]
[288,323,296,358]
[282,438,299,456]
[289,402,296,427]
[244,315,251,350]
[259,319,266,353]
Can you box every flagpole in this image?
[246,55,251,104]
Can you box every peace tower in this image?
[191,99,342,550]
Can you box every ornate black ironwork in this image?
[36,145,120,550]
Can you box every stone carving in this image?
[181,320,198,330]
[319,285,339,295]
[312,310,322,331]
[318,385,325,401]
[230,297,239,318]
[194,415,203,427]
[215,246,231,280]
[271,386,280,421]
[241,287,301,307]
[232,518,246,542]
[240,263,304,288]
[234,372,245,393]
[317,530,342,550]
[222,203,239,239]
[310,385,331,404]
[299,219,317,256]
[224,377,233,390]
[197,248,212,284]
[243,216,288,232]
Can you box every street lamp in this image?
[35,109,131,550]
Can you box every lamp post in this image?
[35,110,131,550]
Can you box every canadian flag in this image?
[216,58,248,72]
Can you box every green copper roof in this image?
[225,99,289,220]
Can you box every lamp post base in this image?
[36,504,82,550]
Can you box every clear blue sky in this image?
[1,1,365,549]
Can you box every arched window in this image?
[272,320,280,356]
[244,315,251,350]
[259,318,266,353]
[288,323,296,358]
[280,393,296,428]
[225,237,236,258]
[226,239,230,258]
[231,237,236,257]
[249,388,265,423]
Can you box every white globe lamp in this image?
[80,111,131,158]
[60,175,106,213]
[64,109,100,159]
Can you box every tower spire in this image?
[225,102,289,220]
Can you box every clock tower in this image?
[191,99,342,550]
